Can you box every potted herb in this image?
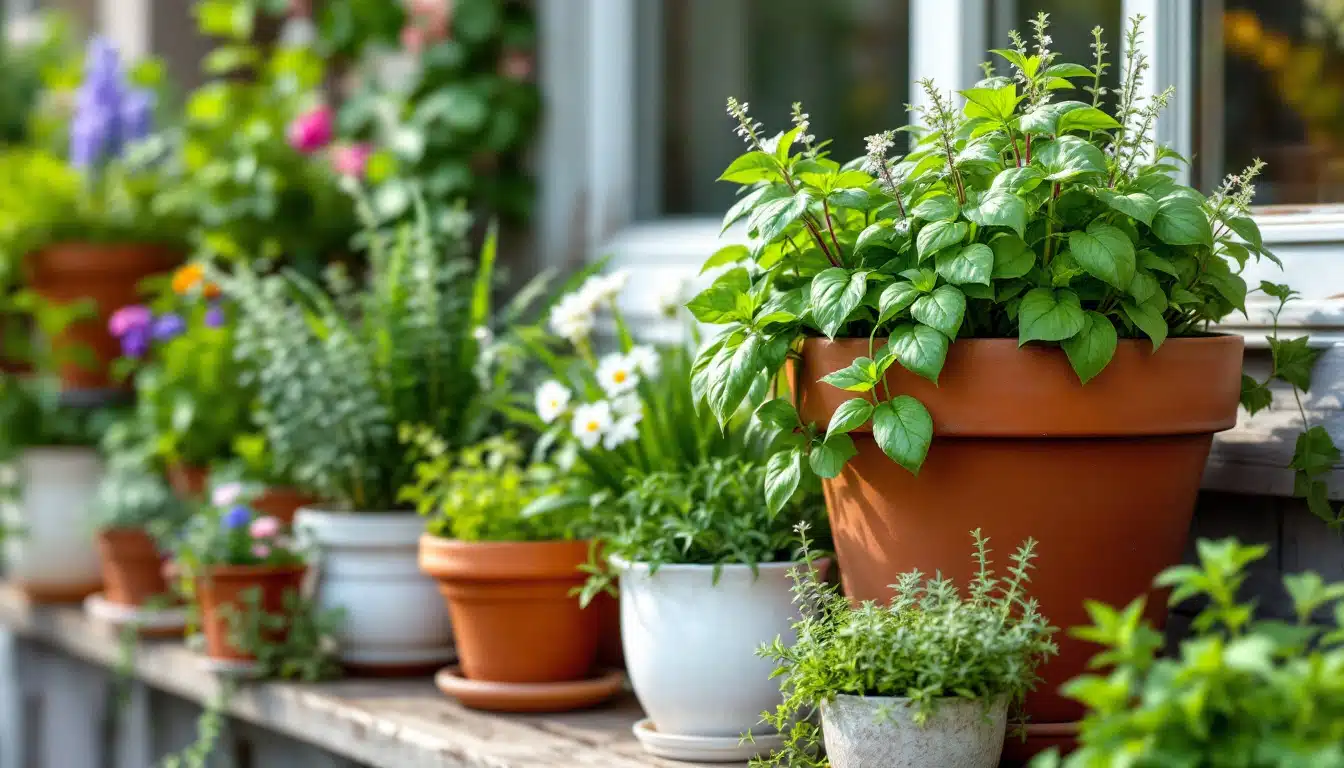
[220,200,498,673]
[757,528,1056,768]
[1034,538,1344,767]
[407,434,619,712]
[583,458,827,761]
[691,15,1318,745]
[228,433,317,527]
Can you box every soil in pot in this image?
[821,694,1008,768]
[166,463,208,500]
[26,242,180,391]
[419,536,601,685]
[797,336,1243,755]
[97,528,172,606]
[195,565,306,662]
[250,487,318,527]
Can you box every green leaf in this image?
[810,268,871,339]
[1120,298,1168,351]
[935,243,994,286]
[1128,271,1160,304]
[749,191,812,243]
[755,398,800,431]
[1239,375,1273,416]
[820,357,878,393]
[1093,189,1157,225]
[902,267,939,293]
[775,126,802,162]
[765,449,804,513]
[888,323,949,383]
[1061,311,1118,384]
[1034,135,1108,181]
[912,194,959,222]
[872,396,934,474]
[1292,425,1340,477]
[912,285,967,339]
[686,268,751,324]
[1151,196,1214,246]
[855,222,907,257]
[990,235,1036,279]
[1019,100,1088,135]
[877,281,922,325]
[809,435,857,479]
[1226,214,1263,250]
[1019,288,1087,345]
[960,84,1021,121]
[916,220,969,260]
[1137,250,1179,277]
[719,151,783,183]
[700,244,749,274]
[711,333,767,421]
[1045,63,1096,78]
[1068,223,1136,289]
[1055,107,1123,134]
[1269,336,1319,391]
[962,191,1027,237]
[722,185,786,232]
[991,166,1045,195]
[828,397,875,436]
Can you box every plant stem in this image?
[1025,135,1032,164]
[1043,182,1060,263]
[822,199,844,259]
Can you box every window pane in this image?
[987,0,1123,108]
[1196,1,1344,205]
[655,0,910,217]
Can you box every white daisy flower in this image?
[535,380,572,424]
[610,393,643,420]
[596,353,640,397]
[571,401,613,449]
[654,276,688,317]
[582,271,630,305]
[603,413,642,450]
[626,345,661,378]
[548,292,596,344]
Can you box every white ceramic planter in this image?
[821,694,1008,768]
[2,448,104,599]
[295,508,453,670]
[616,558,825,740]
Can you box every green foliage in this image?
[691,15,1299,487]
[1032,539,1344,768]
[0,377,124,459]
[172,488,304,569]
[755,527,1058,768]
[223,586,343,681]
[400,432,576,542]
[91,413,192,536]
[160,680,234,768]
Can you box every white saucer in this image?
[84,593,188,632]
[195,655,261,677]
[631,718,784,763]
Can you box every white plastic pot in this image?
[295,508,453,670]
[821,694,1008,768]
[2,448,104,599]
[616,558,825,739]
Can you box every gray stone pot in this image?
[821,694,1008,768]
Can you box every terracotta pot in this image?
[25,242,180,391]
[593,590,624,669]
[166,462,208,500]
[195,564,306,662]
[796,335,1244,756]
[96,528,170,607]
[251,486,318,527]
[419,536,600,684]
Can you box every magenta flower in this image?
[331,143,373,179]
[252,543,272,559]
[108,304,152,338]
[286,105,334,154]
[249,516,281,539]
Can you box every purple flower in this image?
[119,88,154,144]
[119,326,149,359]
[203,304,225,329]
[221,505,252,530]
[151,313,186,341]
[108,304,152,337]
[68,37,149,168]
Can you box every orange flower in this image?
[172,264,220,298]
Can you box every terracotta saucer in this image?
[434,666,624,713]
[632,718,783,762]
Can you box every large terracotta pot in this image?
[195,564,306,662]
[251,486,318,527]
[26,242,180,391]
[419,536,600,684]
[166,462,208,500]
[96,527,170,606]
[796,336,1244,756]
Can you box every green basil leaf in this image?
[1127,271,1160,304]
[990,234,1036,279]
[916,220,969,260]
[1044,63,1096,78]
[1034,135,1108,181]
[820,356,878,392]
[911,284,967,339]
[960,84,1021,121]
[1068,223,1136,289]
[765,448,804,513]
[990,166,1045,195]
[1019,100,1088,135]
[1137,249,1180,277]
[1092,189,1157,226]
[872,396,934,474]
[1151,196,1213,246]
[1019,287,1087,345]
[1120,298,1168,351]
[700,244,749,275]
[754,398,800,431]
[749,190,812,243]
[809,434,857,479]
[855,221,907,257]
[912,194,959,222]
[719,151,783,183]
[1055,106,1123,134]
[888,323,949,383]
[877,281,922,325]
[962,190,1027,237]
[1061,311,1118,384]
[1225,214,1264,250]
[935,243,994,286]
[810,268,871,339]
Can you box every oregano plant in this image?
[690,14,1337,522]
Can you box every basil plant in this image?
[689,15,1333,521]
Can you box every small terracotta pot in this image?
[96,528,170,607]
[593,590,624,669]
[419,536,599,684]
[195,564,306,662]
[166,463,208,500]
[251,486,319,527]
[26,242,180,391]
[797,335,1244,758]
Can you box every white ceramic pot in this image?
[821,694,1008,768]
[295,508,453,670]
[2,448,104,599]
[616,558,826,739]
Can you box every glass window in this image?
[650,0,911,217]
[1196,0,1344,205]
[987,0,1124,109]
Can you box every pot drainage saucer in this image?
[434,666,624,713]
[84,593,188,637]
[632,719,784,763]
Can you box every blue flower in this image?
[68,38,151,168]
[221,505,251,530]
[203,304,225,329]
[119,325,149,359]
[151,313,186,341]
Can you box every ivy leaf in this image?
[878,281,922,325]
[1061,311,1118,384]
[872,396,934,474]
[1269,336,1319,391]
[1019,288,1086,345]
[1291,425,1340,477]
[912,285,967,339]
[749,191,812,243]
[916,220,969,260]
[1034,135,1108,181]
[990,235,1036,279]
[1120,297,1168,351]
[810,268,871,339]
[990,166,1045,195]
[888,323,950,383]
[1151,196,1213,246]
[700,244,749,275]
[820,357,878,392]
[754,398,800,431]
[935,243,994,286]
[1239,375,1273,416]
[809,434,857,479]
[962,191,1027,237]
[1092,189,1157,226]
[1055,107,1122,134]
[720,151,783,183]
[912,194,959,222]
[828,397,875,436]
[765,448,804,513]
[1069,223,1136,290]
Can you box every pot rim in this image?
[827,692,1009,705]
[419,535,592,581]
[197,563,308,580]
[610,555,829,574]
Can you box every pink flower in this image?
[400,23,426,55]
[410,0,451,34]
[252,543,271,559]
[108,305,152,338]
[331,143,373,178]
[287,105,334,154]
[249,516,282,539]
[211,481,245,508]
[500,50,533,81]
